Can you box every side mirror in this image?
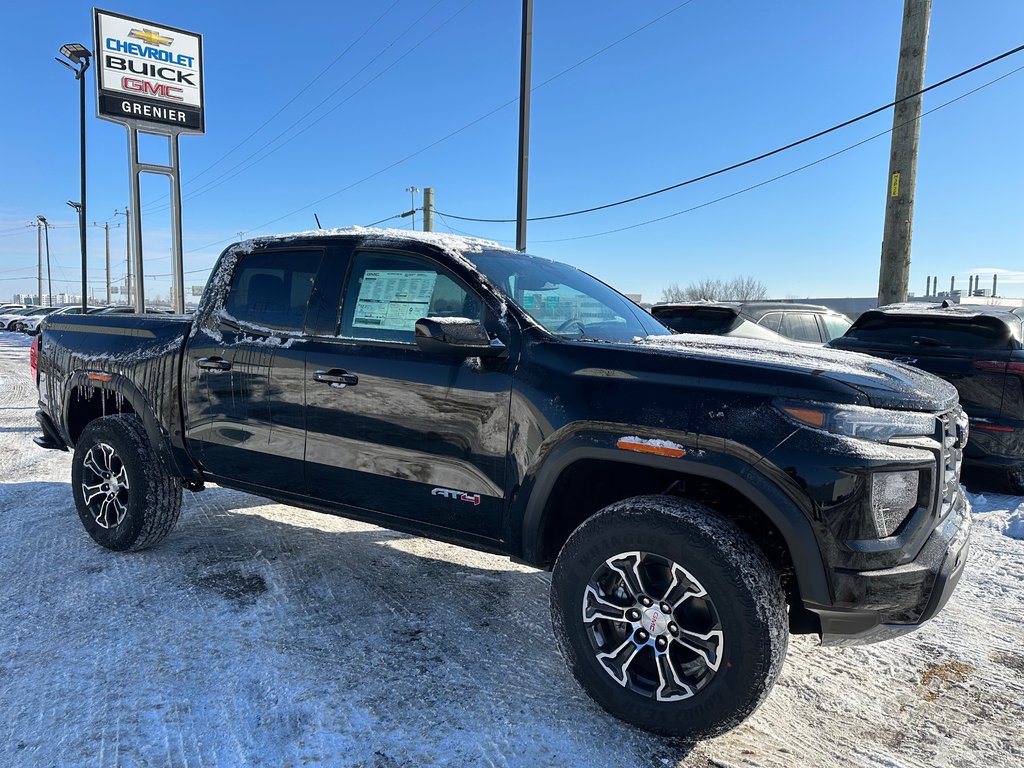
[414,317,507,358]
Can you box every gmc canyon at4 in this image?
[33,229,970,737]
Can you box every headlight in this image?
[776,401,937,443]
[871,470,919,537]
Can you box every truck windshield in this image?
[471,250,669,342]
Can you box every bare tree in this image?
[661,276,769,302]
[727,275,769,301]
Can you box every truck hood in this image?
[632,333,959,412]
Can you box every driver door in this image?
[303,249,514,540]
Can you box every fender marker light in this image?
[616,437,687,458]
[86,372,112,382]
[779,405,826,428]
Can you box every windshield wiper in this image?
[910,335,950,347]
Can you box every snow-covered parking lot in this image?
[1,332,1022,767]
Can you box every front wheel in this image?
[551,495,788,738]
[71,415,182,551]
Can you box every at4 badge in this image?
[431,487,481,506]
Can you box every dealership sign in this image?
[93,9,204,134]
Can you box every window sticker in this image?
[351,269,438,331]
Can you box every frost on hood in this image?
[638,333,957,406]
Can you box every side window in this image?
[223,250,322,332]
[340,251,480,344]
[780,312,824,343]
[758,312,783,334]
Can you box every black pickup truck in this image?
[33,229,971,738]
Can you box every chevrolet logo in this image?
[129,28,174,46]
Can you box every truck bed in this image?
[38,313,194,468]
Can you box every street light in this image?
[56,42,91,312]
[36,216,52,307]
[406,186,420,230]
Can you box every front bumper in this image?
[813,489,972,646]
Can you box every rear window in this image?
[651,307,738,335]
[224,250,322,332]
[846,315,1013,349]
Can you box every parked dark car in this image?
[651,302,852,345]
[33,230,970,738]
[830,303,1024,492]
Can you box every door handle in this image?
[314,369,359,386]
[196,357,232,371]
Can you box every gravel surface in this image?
[0,332,1021,767]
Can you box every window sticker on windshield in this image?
[352,269,438,331]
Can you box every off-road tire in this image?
[551,494,787,738]
[71,414,182,551]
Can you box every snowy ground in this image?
[0,332,1022,767]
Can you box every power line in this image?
[363,213,407,227]
[532,63,1024,243]
[184,0,404,188]
[147,0,462,215]
[437,41,1024,224]
[140,1,405,210]
[153,0,695,227]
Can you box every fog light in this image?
[870,471,918,537]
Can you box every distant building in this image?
[782,293,1021,321]
[13,292,82,307]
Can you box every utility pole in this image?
[36,220,43,305]
[877,0,931,306]
[115,208,130,306]
[103,222,111,304]
[423,187,434,232]
[37,216,52,306]
[515,0,534,252]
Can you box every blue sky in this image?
[2,0,1022,304]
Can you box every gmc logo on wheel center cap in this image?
[648,611,660,632]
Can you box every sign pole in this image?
[94,8,204,315]
[169,134,184,313]
[126,126,146,312]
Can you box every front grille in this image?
[937,407,968,518]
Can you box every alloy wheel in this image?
[80,442,131,529]
[581,550,724,702]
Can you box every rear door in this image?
[302,248,514,540]
[184,247,326,491]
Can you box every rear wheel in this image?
[71,415,182,551]
[551,495,787,738]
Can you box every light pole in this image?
[67,201,86,303]
[56,43,91,312]
[37,216,52,306]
